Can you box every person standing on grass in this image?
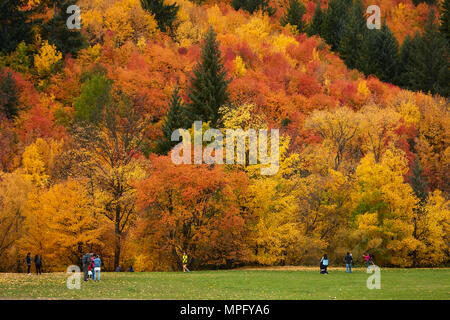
[363,253,370,268]
[34,254,42,275]
[82,252,92,281]
[344,252,353,273]
[320,254,329,274]
[93,255,101,282]
[182,252,190,273]
[25,253,32,275]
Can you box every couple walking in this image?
[25,253,42,275]
[82,252,101,282]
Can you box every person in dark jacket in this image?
[344,252,353,273]
[82,252,92,281]
[34,254,42,275]
[25,253,32,275]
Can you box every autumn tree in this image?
[0,173,33,271]
[280,0,306,33]
[351,149,417,266]
[306,107,361,171]
[73,90,149,269]
[21,180,104,270]
[184,27,230,128]
[135,156,250,270]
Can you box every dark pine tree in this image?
[42,0,87,57]
[156,86,186,155]
[0,0,33,54]
[321,0,352,51]
[0,69,20,119]
[280,0,306,33]
[409,157,429,267]
[410,158,429,205]
[231,0,276,16]
[439,0,450,43]
[184,27,230,128]
[339,0,366,69]
[356,23,399,83]
[404,10,450,97]
[307,1,324,36]
[396,34,414,87]
[141,0,179,33]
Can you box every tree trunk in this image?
[114,223,121,270]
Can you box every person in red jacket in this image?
[363,253,371,268]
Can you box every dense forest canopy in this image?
[0,0,449,271]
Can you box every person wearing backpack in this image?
[82,252,92,281]
[320,254,329,274]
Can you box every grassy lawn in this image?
[0,268,448,300]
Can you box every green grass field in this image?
[0,267,448,300]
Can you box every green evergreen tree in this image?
[307,1,324,36]
[356,23,399,83]
[0,0,33,54]
[280,0,306,33]
[439,0,450,43]
[0,69,20,119]
[42,0,87,56]
[395,34,414,87]
[156,86,186,155]
[74,75,112,125]
[184,27,230,128]
[409,158,428,205]
[141,0,179,33]
[404,10,450,97]
[231,0,276,16]
[321,0,352,51]
[338,0,366,69]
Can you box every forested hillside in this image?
[0,0,449,271]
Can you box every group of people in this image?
[82,252,102,282]
[25,253,42,275]
[319,252,375,274]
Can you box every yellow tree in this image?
[358,105,401,163]
[306,107,361,171]
[351,149,417,266]
[72,92,149,269]
[21,138,63,187]
[0,172,33,271]
[21,180,104,270]
[412,191,450,266]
